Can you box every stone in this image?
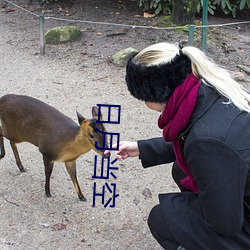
[0,0,6,8]
[112,47,138,67]
[142,187,152,198]
[231,71,247,82]
[45,26,82,44]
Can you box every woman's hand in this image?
[104,141,139,160]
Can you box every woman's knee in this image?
[148,204,161,233]
[148,205,179,249]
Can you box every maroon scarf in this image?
[158,73,200,194]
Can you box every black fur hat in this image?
[125,52,192,103]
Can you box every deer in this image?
[0,94,110,201]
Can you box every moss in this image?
[152,16,172,27]
[112,48,138,67]
[45,26,82,44]
[152,16,198,32]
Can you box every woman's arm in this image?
[104,137,175,168]
[138,137,175,168]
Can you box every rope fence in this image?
[3,0,250,55]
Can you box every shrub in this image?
[135,0,250,17]
[135,0,172,15]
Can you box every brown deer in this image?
[0,94,110,201]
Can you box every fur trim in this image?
[125,53,192,103]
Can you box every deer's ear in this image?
[92,106,102,118]
[76,111,85,125]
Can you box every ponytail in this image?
[182,46,250,112]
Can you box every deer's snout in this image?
[103,152,111,158]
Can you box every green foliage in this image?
[197,0,217,15]
[239,0,250,9]
[213,0,237,17]
[135,0,172,15]
[135,0,250,18]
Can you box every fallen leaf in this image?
[143,12,155,18]
[51,223,67,231]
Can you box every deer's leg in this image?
[0,127,5,159]
[65,161,86,201]
[10,141,25,172]
[43,155,54,198]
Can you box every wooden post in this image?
[39,11,45,55]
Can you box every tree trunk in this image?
[171,0,198,25]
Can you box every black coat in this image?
[138,84,250,250]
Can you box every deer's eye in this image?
[89,133,94,139]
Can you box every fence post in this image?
[39,11,45,55]
[188,25,195,46]
[202,0,208,51]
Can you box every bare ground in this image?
[0,0,249,249]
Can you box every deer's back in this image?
[0,94,79,147]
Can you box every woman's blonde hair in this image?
[134,42,250,113]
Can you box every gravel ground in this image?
[0,1,249,249]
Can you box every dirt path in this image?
[0,1,249,249]
[0,2,175,250]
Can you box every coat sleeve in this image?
[137,137,175,168]
[185,136,249,237]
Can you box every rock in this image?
[231,71,247,82]
[39,223,50,228]
[112,47,138,67]
[133,197,140,205]
[142,187,152,198]
[45,26,82,44]
[0,0,5,8]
